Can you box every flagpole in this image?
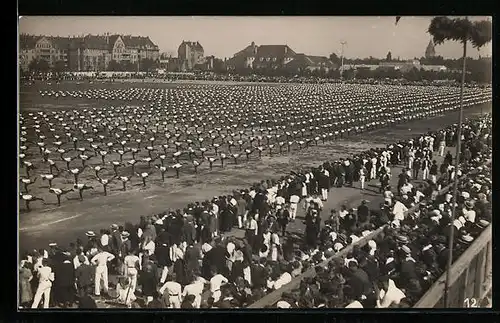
[443,16,468,308]
[340,41,347,80]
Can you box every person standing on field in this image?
[90,248,115,297]
[359,164,367,190]
[31,259,55,308]
[289,194,300,221]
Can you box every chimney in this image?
[106,32,109,45]
[251,41,255,47]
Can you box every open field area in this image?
[18,79,491,252]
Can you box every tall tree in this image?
[29,59,50,73]
[52,60,67,74]
[329,53,341,65]
[427,16,492,308]
[107,60,122,71]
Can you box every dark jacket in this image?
[76,263,94,287]
[230,260,245,283]
[348,268,372,299]
[251,265,268,289]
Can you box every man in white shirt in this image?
[273,271,292,290]
[73,252,89,270]
[123,250,140,295]
[414,190,425,204]
[275,195,286,208]
[226,240,236,271]
[400,182,413,196]
[376,278,406,308]
[210,272,229,302]
[392,199,408,222]
[370,156,378,180]
[312,195,324,211]
[303,195,313,212]
[91,248,115,296]
[289,194,300,220]
[159,276,183,308]
[100,230,109,250]
[31,259,54,308]
[182,276,207,308]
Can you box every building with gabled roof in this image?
[19,33,160,72]
[227,42,335,73]
[19,34,71,72]
[178,41,205,71]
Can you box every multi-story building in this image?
[178,41,205,71]
[19,35,39,72]
[226,42,335,73]
[19,34,71,72]
[19,33,160,72]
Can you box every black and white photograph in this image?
[18,16,492,310]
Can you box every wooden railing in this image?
[414,225,492,308]
[248,159,491,308]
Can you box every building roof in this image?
[20,33,159,51]
[81,35,109,50]
[121,35,158,49]
[179,41,204,52]
[255,45,296,59]
[19,34,42,49]
[305,55,335,67]
[233,43,257,58]
[286,53,335,69]
[48,36,73,49]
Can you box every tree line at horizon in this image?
[23,53,491,84]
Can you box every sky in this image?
[19,16,492,60]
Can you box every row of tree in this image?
[343,66,490,83]
[222,64,490,83]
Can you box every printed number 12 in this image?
[464,298,478,308]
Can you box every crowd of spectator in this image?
[19,114,491,309]
[21,71,492,89]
